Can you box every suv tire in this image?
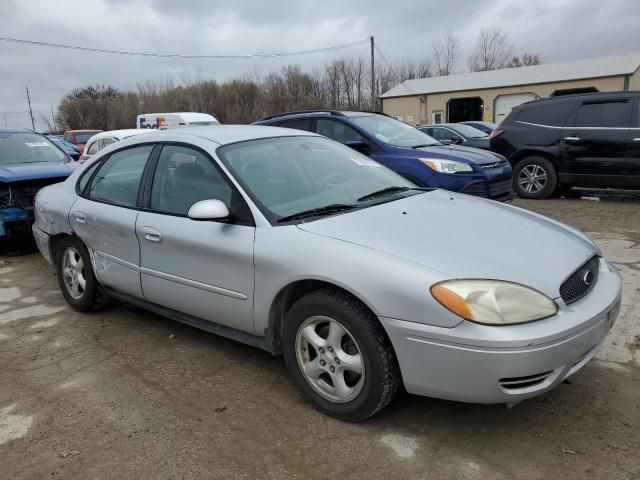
[513,156,557,199]
[282,288,400,421]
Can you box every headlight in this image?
[419,158,473,174]
[430,280,558,325]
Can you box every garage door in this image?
[495,93,537,123]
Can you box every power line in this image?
[0,35,369,59]
[374,44,417,96]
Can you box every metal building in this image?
[380,53,640,126]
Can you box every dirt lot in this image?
[1,193,639,480]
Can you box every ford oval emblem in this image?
[583,270,594,285]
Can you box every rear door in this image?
[562,98,632,182]
[70,144,155,297]
[135,143,256,333]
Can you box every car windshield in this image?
[450,124,488,138]
[0,132,68,165]
[218,136,421,223]
[75,132,98,143]
[350,115,440,148]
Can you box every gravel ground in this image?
[0,194,639,480]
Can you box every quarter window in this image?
[86,141,98,155]
[574,100,631,128]
[87,145,152,207]
[150,145,233,216]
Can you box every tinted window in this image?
[87,141,98,155]
[516,101,576,127]
[278,119,313,131]
[150,145,232,216]
[88,145,152,207]
[574,100,631,128]
[316,119,368,144]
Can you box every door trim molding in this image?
[140,267,248,300]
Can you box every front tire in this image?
[56,237,109,312]
[282,289,400,421]
[513,156,557,199]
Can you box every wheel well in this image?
[266,280,379,355]
[49,232,80,264]
[510,151,555,167]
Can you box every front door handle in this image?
[72,212,86,224]
[563,136,581,142]
[633,138,640,142]
[142,226,162,243]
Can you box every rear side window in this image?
[77,160,101,194]
[86,141,98,155]
[516,101,576,127]
[277,119,313,131]
[573,100,631,128]
[87,145,153,207]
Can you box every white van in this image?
[137,112,219,129]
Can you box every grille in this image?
[463,183,487,197]
[480,160,509,169]
[499,371,554,390]
[11,178,67,211]
[488,179,512,198]
[560,256,600,305]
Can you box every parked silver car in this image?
[32,126,622,421]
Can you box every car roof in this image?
[88,129,152,141]
[256,110,383,123]
[120,124,319,146]
[519,90,637,108]
[65,129,102,133]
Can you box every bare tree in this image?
[508,52,542,68]
[468,27,514,72]
[432,27,459,76]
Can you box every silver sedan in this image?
[32,126,622,421]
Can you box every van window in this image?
[516,101,576,127]
[573,100,631,128]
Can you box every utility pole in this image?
[370,36,376,111]
[50,106,57,132]
[25,86,35,130]
[3,113,6,127]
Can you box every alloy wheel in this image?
[295,315,365,403]
[62,246,86,299]
[518,164,548,194]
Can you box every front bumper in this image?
[380,260,622,404]
[0,207,33,240]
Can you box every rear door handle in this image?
[142,226,162,243]
[633,138,640,142]
[563,136,581,142]
[72,212,86,224]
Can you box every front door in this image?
[70,144,154,297]
[136,144,256,333]
[562,98,632,183]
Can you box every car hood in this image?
[412,144,502,164]
[297,190,599,298]
[0,161,75,182]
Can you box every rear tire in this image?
[56,236,109,312]
[282,288,400,421]
[513,156,557,199]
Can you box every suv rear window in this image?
[516,101,576,127]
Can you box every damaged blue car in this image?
[0,129,75,243]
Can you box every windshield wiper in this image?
[277,204,358,223]
[357,186,429,202]
[411,144,437,149]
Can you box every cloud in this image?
[1,0,638,129]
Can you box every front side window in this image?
[431,128,462,142]
[87,145,152,207]
[350,115,439,148]
[278,119,313,131]
[150,145,233,216]
[218,136,417,223]
[316,119,367,144]
[0,132,67,165]
[574,100,631,128]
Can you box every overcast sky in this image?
[1,0,639,129]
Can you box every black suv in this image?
[491,91,640,198]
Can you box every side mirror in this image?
[188,199,230,221]
[452,137,464,145]
[345,140,370,155]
